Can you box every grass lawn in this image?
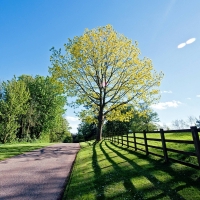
[113,132,198,166]
[64,140,200,200]
[0,143,52,161]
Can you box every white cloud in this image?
[178,43,186,49]
[66,116,80,122]
[65,116,81,134]
[187,98,191,100]
[178,38,196,49]
[186,38,196,44]
[197,95,200,98]
[161,90,172,93]
[151,100,182,110]
[70,124,79,134]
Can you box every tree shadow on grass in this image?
[65,140,200,199]
[108,141,200,199]
[0,144,80,163]
[111,141,200,181]
[99,141,142,199]
[92,141,106,200]
[0,145,48,161]
[105,142,182,199]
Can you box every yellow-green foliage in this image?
[49,25,163,124]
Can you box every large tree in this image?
[49,25,163,141]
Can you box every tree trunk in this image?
[96,122,103,141]
[3,133,8,144]
[96,113,104,141]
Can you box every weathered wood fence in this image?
[104,126,200,170]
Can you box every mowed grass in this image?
[0,143,52,161]
[112,132,199,166]
[64,140,200,200]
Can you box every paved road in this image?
[0,143,80,200]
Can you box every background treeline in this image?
[76,112,200,143]
[76,105,159,142]
[171,116,200,130]
[0,75,72,144]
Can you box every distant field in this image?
[0,143,52,161]
[64,140,200,200]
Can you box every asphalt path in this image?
[0,143,80,200]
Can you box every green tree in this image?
[0,75,70,144]
[16,75,37,140]
[104,120,131,138]
[137,104,159,131]
[49,117,72,142]
[18,75,66,140]
[77,121,96,141]
[104,105,159,135]
[0,79,30,143]
[49,25,163,141]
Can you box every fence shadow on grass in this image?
[108,141,200,199]
[105,141,183,199]
[66,140,200,199]
[99,141,142,199]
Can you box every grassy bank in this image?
[0,143,52,161]
[64,140,200,200]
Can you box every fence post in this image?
[133,132,137,151]
[127,133,129,148]
[191,126,200,168]
[143,130,149,156]
[160,128,168,163]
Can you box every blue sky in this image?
[1,0,200,133]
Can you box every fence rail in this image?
[104,126,200,170]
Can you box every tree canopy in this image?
[0,75,72,143]
[0,78,30,143]
[49,25,163,141]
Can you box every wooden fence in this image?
[104,126,200,170]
